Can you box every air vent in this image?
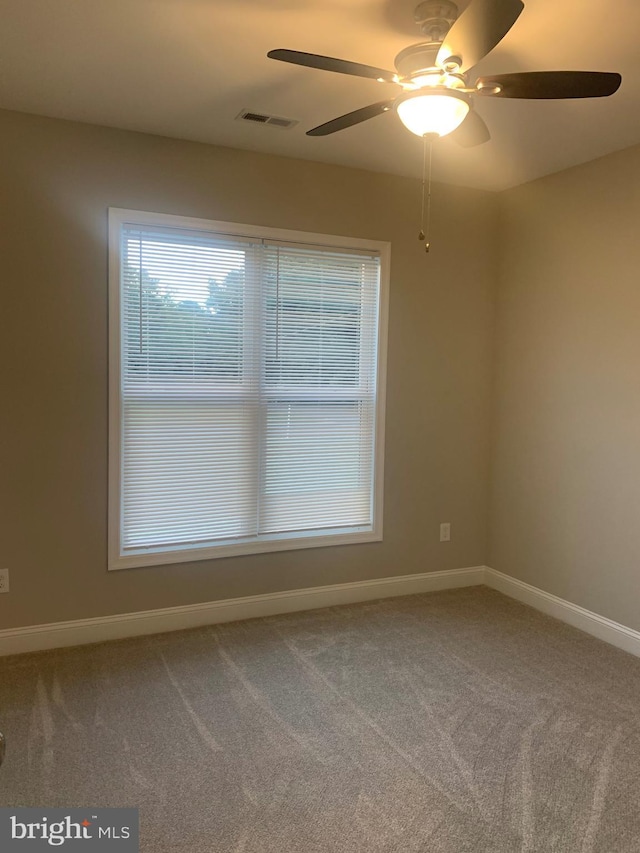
[236,110,298,130]
[242,112,269,123]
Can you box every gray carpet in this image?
[1,586,640,852]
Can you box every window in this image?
[108,209,388,569]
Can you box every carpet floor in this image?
[1,586,640,851]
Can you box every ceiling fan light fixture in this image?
[396,89,469,137]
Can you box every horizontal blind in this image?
[260,245,379,535]
[118,222,380,555]
[120,225,261,550]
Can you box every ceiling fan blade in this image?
[267,49,396,84]
[437,0,524,73]
[475,71,622,99]
[449,110,491,147]
[307,101,394,136]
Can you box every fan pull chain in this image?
[418,134,433,253]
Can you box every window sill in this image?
[108,526,382,571]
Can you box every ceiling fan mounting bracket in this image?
[413,1,459,41]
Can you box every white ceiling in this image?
[1,0,639,190]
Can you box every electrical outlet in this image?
[0,569,9,593]
[439,523,451,543]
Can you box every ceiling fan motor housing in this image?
[395,43,441,78]
[394,43,466,90]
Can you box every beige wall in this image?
[490,144,640,629]
[0,109,498,630]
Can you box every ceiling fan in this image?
[266,0,622,146]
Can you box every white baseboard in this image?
[4,565,638,659]
[485,567,640,658]
[0,566,485,657]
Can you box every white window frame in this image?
[108,208,389,570]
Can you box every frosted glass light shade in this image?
[396,91,470,138]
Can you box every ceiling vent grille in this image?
[236,110,298,130]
